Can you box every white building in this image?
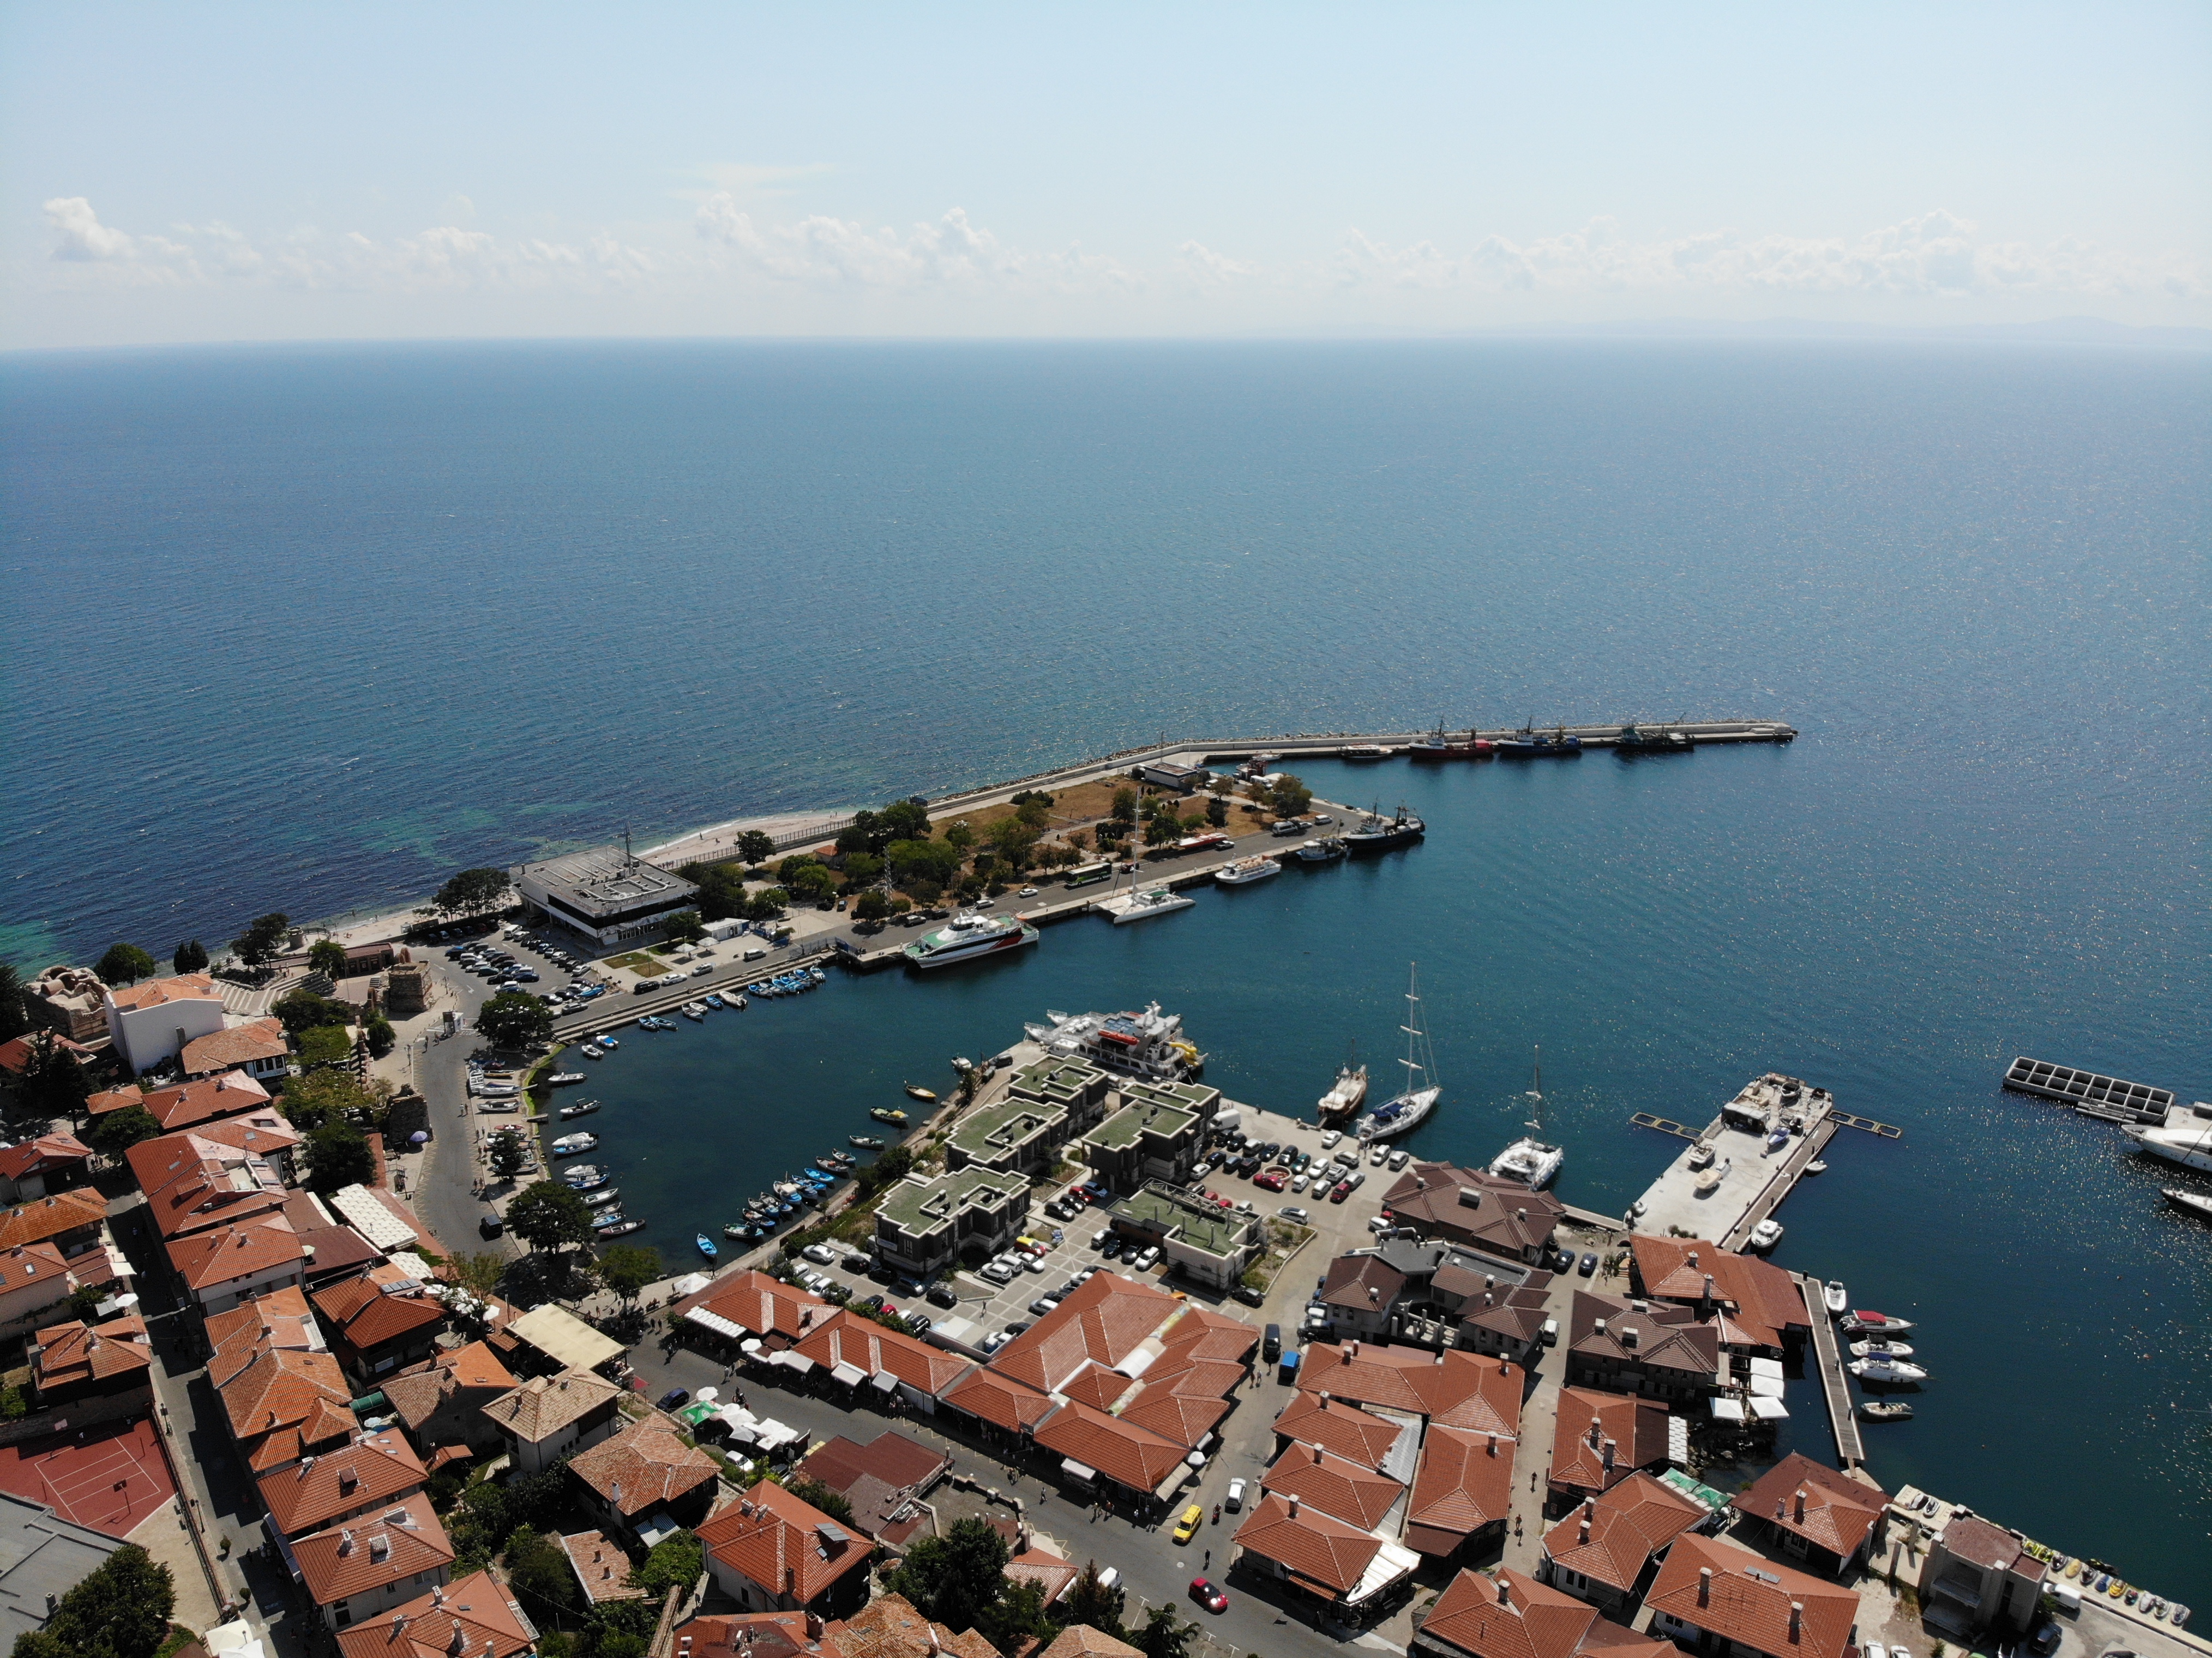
[513,848,700,945]
[105,974,228,1076]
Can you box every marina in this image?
[1626,1073,1853,1249]
[1800,1276,1867,1468]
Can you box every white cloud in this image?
[695,195,1134,292]
[1176,241,1257,284]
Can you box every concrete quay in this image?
[1628,1074,1840,1250]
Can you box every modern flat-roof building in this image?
[873,1167,1030,1278]
[1006,1058,1115,1127]
[1082,1080,1215,1191]
[1106,1181,1261,1291]
[944,1098,1068,1179]
[514,847,700,944]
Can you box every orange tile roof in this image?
[1548,1389,1672,1498]
[1417,1566,1672,1658]
[0,1036,92,1078]
[1734,1454,1888,1562]
[1004,1545,1081,1607]
[1297,1340,1523,1435]
[1260,1441,1405,1531]
[482,1369,623,1442]
[259,1431,426,1537]
[165,1214,305,1291]
[0,1134,93,1181]
[0,1190,109,1252]
[334,1570,536,1658]
[698,1480,875,1606]
[1038,1628,1143,1658]
[1628,1236,1808,1350]
[181,1017,289,1076]
[1643,1533,1859,1658]
[207,1285,321,1382]
[107,973,221,1012]
[1117,1386,1233,1451]
[380,1342,519,1435]
[939,1366,1054,1433]
[990,1272,1188,1395]
[838,1592,998,1658]
[439,1340,516,1393]
[794,1310,969,1393]
[1231,1491,1381,1595]
[567,1421,718,1518]
[682,1269,835,1342]
[1032,1399,1189,1495]
[1404,1424,1517,1554]
[292,1493,454,1608]
[672,1611,847,1658]
[128,1131,291,1241]
[30,1313,152,1391]
[312,1266,447,1355]
[561,1530,645,1603]
[1271,1393,1405,1469]
[1540,1473,1709,1595]
[119,1071,275,1133]
[0,1240,73,1301]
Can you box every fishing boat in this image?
[544,1072,586,1086]
[1615,722,1695,755]
[1859,1401,1914,1422]
[1407,722,1488,761]
[1840,1311,1916,1337]
[1318,1050,1369,1123]
[1354,964,1441,1143]
[1215,855,1283,886]
[595,1218,645,1237]
[1489,1047,1565,1188]
[681,1003,707,1022]
[1850,1339,1916,1360]
[1693,1161,1732,1194]
[1823,1281,1848,1316]
[728,995,747,1010]
[902,912,1039,969]
[557,1098,602,1119]
[903,1082,939,1103]
[2125,1121,2212,1174]
[580,1044,603,1059]
[2163,1187,2212,1221]
[696,1234,719,1259]
[1747,1218,1784,1251]
[1344,803,1425,854]
[598,1036,619,1049]
[561,1163,603,1185]
[850,1135,886,1150]
[871,1107,909,1126]
[1848,1356,1928,1384]
[582,1187,622,1208]
[1109,887,1197,924]
[1294,836,1348,863]
[722,1222,751,1240]
[1338,743,1391,761]
[705,993,725,1009]
[1804,1160,1828,1175]
[550,1133,599,1156]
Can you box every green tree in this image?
[364,1012,396,1058]
[1063,1562,1126,1638]
[503,1525,580,1619]
[0,965,28,1043]
[304,1116,376,1193]
[171,940,209,975]
[839,851,884,887]
[87,1104,163,1160]
[598,1244,662,1306]
[783,1477,853,1523]
[489,1129,529,1181]
[1129,1605,1199,1658]
[428,867,514,920]
[476,989,555,1049]
[942,821,975,855]
[15,1542,174,1658]
[67,1283,107,1322]
[452,1252,508,1299]
[876,798,931,842]
[882,1515,1009,1635]
[852,890,893,923]
[662,910,707,945]
[307,939,348,977]
[744,888,788,923]
[232,912,294,968]
[1142,814,1179,846]
[632,1529,702,1598]
[978,1578,1061,1656]
[296,1025,355,1072]
[786,864,837,904]
[1205,794,1229,828]
[1269,773,1313,818]
[1014,796,1051,831]
[507,1179,595,1252]
[278,1067,380,1132]
[19,1032,91,1120]
[835,812,880,857]
[1109,786,1138,826]
[736,830,777,866]
[886,838,963,890]
[273,988,351,1034]
[95,943,157,987]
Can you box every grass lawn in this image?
[603,951,661,975]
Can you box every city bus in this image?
[1063,861,1111,888]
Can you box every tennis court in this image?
[0,1419,176,1536]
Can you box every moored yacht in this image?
[1318,1051,1369,1123]
[1108,887,1197,924]
[1489,1047,1565,1189]
[2124,1119,2212,1174]
[1354,964,1441,1143]
[902,912,1040,969]
[1215,855,1282,887]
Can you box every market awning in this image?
[1059,1459,1098,1482]
[773,1351,815,1375]
[685,1308,747,1341]
[831,1361,867,1387]
[1748,1396,1790,1420]
[870,1371,899,1393]
[1749,1374,1786,1397]
[508,1303,623,1372]
[1710,1397,1746,1421]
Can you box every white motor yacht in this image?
[1747,1217,1785,1250]
[1107,888,1197,924]
[1848,1356,1928,1384]
[2125,1119,2212,1174]
[1215,855,1282,887]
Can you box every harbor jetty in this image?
[1628,1073,1880,1250]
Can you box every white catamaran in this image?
[1354,964,1441,1143]
[1489,1047,1565,1188]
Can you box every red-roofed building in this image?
[1643,1533,1860,1658]
[1381,1164,1566,1266]
[561,1530,644,1605]
[1565,1293,1726,1403]
[1270,1392,1408,1469]
[1733,1455,1888,1578]
[0,1032,95,1080]
[208,1286,361,1474]
[0,1241,85,1341]
[1297,1341,1524,1437]
[0,1134,93,1204]
[1261,1441,1406,1532]
[482,1369,624,1476]
[165,1213,308,1314]
[1538,1473,1712,1614]
[1414,1565,1678,1658]
[567,1420,720,1542]
[128,1126,296,1242]
[699,1479,875,1619]
[290,1492,454,1630]
[1033,1398,1192,1502]
[793,1311,969,1408]
[104,974,227,1075]
[1231,1491,1420,1615]
[311,1264,448,1383]
[333,1570,537,1658]
[795,1431,951,1549]
[97,1070,273,1134]
[1547,1389,1673,1512]
[1626,1237,1810,1356]
[181,1017,291,1084]
[27,1312,154,1408]
[678,1269,835,1351]
[0,1189,111,1259]
[1404,1423,1518,1560]
[258,1429,428,1543]
[378,1342,518,1462]
[670,1610,847,1658]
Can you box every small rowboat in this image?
[696,1233,719,1259]
[594,1218,645,1237]
[1859,1401,1913,1422]
[904,1082,939,1103]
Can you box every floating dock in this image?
[1628,1074,1851,1251]
[1799,1275,1865,1468]
[2003,1056,2174,1124]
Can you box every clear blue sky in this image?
[4,1,2207,346]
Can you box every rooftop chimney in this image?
[1601,1438,1615,1474]
[1580,1517,1592,1545]
[1704,1273,1715,1301]
[1589,1415,1603,1448]
[1698,1567,1712,1607]
[1313,1444,1325,1464]
[1288,1495,1301,1518]
[338,1528,355,1555]
[1496,1578,1511,1607]
[806,1613,825,1642]
[1486,1433,1498,1457]
[370,1534,390,1562]
[1794,1487,1807,1523]
[1688,1249,1699,1266]
[1789,1602,1804,1643]
[1595,1318,1608,1335]
[1582,1498,1595,1520]
[1345,1341,1359,1359]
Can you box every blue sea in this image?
[3,340,2207,1598]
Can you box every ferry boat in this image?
[1215,856,1282,887]
[1344,804,1425,854]
[1110,888,1197,923]
[1615,723,1694,755]
[870,1107,909,1126]
[1318,1053,1369,1122]
[2124,1119,2212,1174]
[550,1132,599,1156]
[1026,1003,1206,1081]
[901,912,1039,970]
[1355,965,1441,1143]
[1489,1048,1565,1188]
[556,1098,602,1119]
[1294,836,1348,863]
[1338,743,1391,761]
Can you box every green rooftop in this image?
[876,1166,1028,1236]
[946,1095,1066,1162]
[1009,1058,1109,1110]
[1111,1182,1253,1259]
[1088,1097,1199,1152]
[1118,1077,1218,1116]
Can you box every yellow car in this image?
[1171,1504,1204,1544]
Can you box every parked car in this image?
[926,1283,959,1308]
[1329,1180,1353,1203]
[1278,1205,1310,1223]
[1133,1246,1161,1270]
[1030,1297,1059,1317]
[1320,1129,1342,1149]
[658,1388,690,1411]
[1232,1284,1265,1307]
[1224,1478,1247,1511]
[1189,1578,1229,1614]
[1254,1171,1286,1192]
[801,1244,838,1266]
[981,1261,1015,1284]
[1171,1505,1204,1545]
[1578,1251,1599,1276]
[982,1330,1011,1353]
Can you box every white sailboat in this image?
[1489,1046,1565,1188]
[1353,964,1441,1142]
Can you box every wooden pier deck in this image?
[1799,1274,1864,1468]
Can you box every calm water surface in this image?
[3,341,2205,1595]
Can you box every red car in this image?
[1189,1578,1229,1614]
[1329,1179,1354,1203]
[1254,1171,1286,1192]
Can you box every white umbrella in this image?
[670,1272,711,1295]
[694,1386,719,1403]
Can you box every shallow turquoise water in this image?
[3,340,2205,1596]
